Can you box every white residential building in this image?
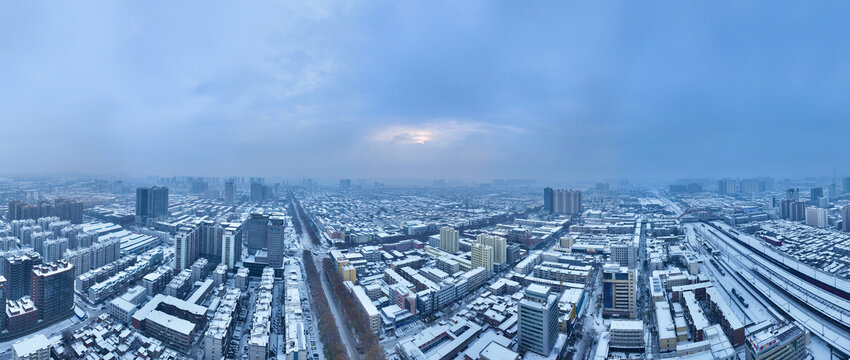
[13,334,51,360]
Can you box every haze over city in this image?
[1,2,850,360]
[2,1,850,181]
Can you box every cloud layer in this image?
[1,1,849,181]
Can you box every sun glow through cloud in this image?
[374,127,434,144]
[372,121,494,145]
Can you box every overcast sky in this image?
[1,1,849,182]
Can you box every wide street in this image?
[291,197,362,360]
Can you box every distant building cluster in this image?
[543,188,582,215]
[298,187,539,245]
[135,186,169,225]
[8,199,84,224]
[173,219,244,271]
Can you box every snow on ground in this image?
[810,335,831,360]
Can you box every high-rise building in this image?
[53,199,83,224]
[506,243,521,265]
[745,322,809,360]
[7,200,53,222]
[4,251,42,301]
[246,212,271,251]
[518,284,559,356]
[224,180,235,205]
[175,224,200,271]
[471,243,493,274]
[439,227,459,254]
[810,187,824,205]
[543,187,554,213]
[191,179,208,194]
[602,264,636,319]
[789,201,806,221]
[43,239,68,263]
[30,232,49,258]
[267,215,285,268]
[779,199,790,219]
[476,234,506,264]
[250,181,265,203]
[718,179,738,195]
[136,186,169,223]
[243,212,285,266]
[543,188,582,215]
[339,179,352,189]
[805,207,828,228]
[843,177,850,194]
[0,276,6,330]
[740,179,766,194]
[610,241,637,269]
[197,220,222,259]
[30,260,74,322]
[842,206,850,232]
[786,188,800,201]
[779,200,807,221]
[221,223,243,269]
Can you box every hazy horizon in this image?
[2,1,850,181]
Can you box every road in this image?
[571,266,602,360]
[291,197,363,360]
[286,224,326,360]
[238,281,260,357]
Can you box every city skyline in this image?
[1,1,849,359]
[2,1,850,180]
[0,166,847,359]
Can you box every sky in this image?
[1,1,849,182]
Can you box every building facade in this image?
[4,251,41,301]
[543,189,582,215]
[439,227,459,254]
[603,264,636,319]
[843,206,850,232]
[135,186,169,224]
[477,234,507,264]
[518,284,559,356]
[175,225,200,271]
[471,243,494,274]
[29,260,74,322]
[268,215,285,268]
[222,223,243,269]
[805,207,828,228]
[12,334,51,360]
[746,322,809,360]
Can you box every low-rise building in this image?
[12,334,51,360]
[143,265,173,296]
[655,301,676,352]
[609,320,644,350]
[746,322,809,360]
[204,288,241,360]
[108,297,138,324]
[349,283,380,334]
[6,297,38,332]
